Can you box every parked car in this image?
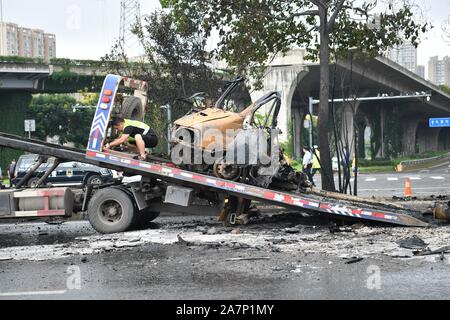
[12,154,114,188]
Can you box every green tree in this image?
[27,94,95,148]
[440,85,450,94]
[162,0,430,191]
[102,11,226,153]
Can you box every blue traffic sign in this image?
[429,118,450,128]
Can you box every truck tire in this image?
[88,188,137,234]
[122,96,144,121]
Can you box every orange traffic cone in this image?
[404,178,413,197]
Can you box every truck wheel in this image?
[88,188,136,234]
[122,96,144,121]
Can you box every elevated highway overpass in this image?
[253,49,450,158]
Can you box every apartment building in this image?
[0,22,56,61]
[387,42,418,74]
[428,56,450,86]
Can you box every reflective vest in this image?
[312,150,321,169]
[123,119,150,143]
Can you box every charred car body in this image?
[170,77,310,192]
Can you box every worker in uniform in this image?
[312,145,321,179]
[104,118,158,161]
[0,166,3,189]
[302,146,315,186]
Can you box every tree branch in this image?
[328,0,347,30]
[310,0,325,9]
[292,10,320,17]
[341,4,370,18]
[254,9,318,21]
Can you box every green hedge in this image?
[0,91,32,172]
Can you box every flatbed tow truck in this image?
[0,75,429,233]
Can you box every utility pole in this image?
[119,0,142,57]
[0,0,4,55]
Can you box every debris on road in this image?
[413,246,450,256]
[398,236,428,250]
[177,235,192,246]
[226,257,270,262]
[344,257,364,264]
[207,227,218,235]
[284,227,301,234]
[433,204,450,221]
[0,256,12,262]
[2,216,450,263]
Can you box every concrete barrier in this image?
[397,153,450,172]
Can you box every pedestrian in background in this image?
[312,145,321,180]
[0,166,4,189]
[8,159,16,183]
[302,146,315,186]
[352,154,358,177]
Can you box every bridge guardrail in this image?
[397,152,450,172]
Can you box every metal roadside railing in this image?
[396,152,450,172]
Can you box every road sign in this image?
[24,120,36,132]
[429,118,450,128]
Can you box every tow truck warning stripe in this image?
[86,150,405,225]
[13,210,66,218]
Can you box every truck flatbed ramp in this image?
[0,132,428,227]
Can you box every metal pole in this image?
[0,0,4,56]
[167,105,172,154]
[309,97,314,149]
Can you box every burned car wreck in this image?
[170,77,310,192]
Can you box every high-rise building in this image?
[44,33,56,60]
[18,27,33,57]
[428,56,450,86]
[416,65,425,79]
[387,42,418,74]
[0,22,56,62]
[31,29,45,59]
[0,22,19,56]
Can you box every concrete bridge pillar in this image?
[438,128,450,151]
[251,66,308,143]
[401,117,421,156]
[292,104,307,159]
[338,100,366,159]
[340,104,356,157]
[416,124,440,154]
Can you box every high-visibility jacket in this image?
[124,119,150,134]
[123,119,150,143]
[312,150,321,170]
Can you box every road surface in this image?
[0,213,449,300]
[315,164,450,197]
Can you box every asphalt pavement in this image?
[1,163,450,300]
[314,163,450,197]
[0,214,450,300]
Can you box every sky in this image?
[1,0,449,78]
